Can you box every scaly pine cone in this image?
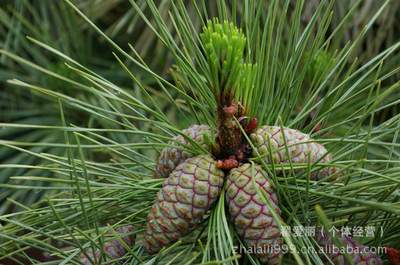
[225,164,282,264]
[143,154,225,254]
[250,126,339,180]
[78,225,136,265]
[154,124,217,178]
[315,229,383,264]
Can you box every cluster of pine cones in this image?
[79,124,389,264]
[77,19,394,265]
[139,123,383,264]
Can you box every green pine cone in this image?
[144,154,225,254]
[154,124,217,179]
[225,164,282,264]
[250,126,339,181]
[315,229,383,264]
[78,225,136,265]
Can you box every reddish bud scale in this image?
[143,155,225,254]
[217,156,239,170]
[78,225,136,265]
[250,126,340,181]
[154,125,217,179]
[315,229,383,264]
[225,164,282,264]
[245,118,258,135]
[224,106,236,116]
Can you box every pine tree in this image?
[0,1,399,264]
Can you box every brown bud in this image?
[217,158,239,170]
[245,118,258,134]
[224,106,235,117]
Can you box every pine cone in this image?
[143,154,225,254]
[154,124,217,178]
[250,126,339,181]
[315,229,383,264]
[225,164,282,264]
[78,225,136,265]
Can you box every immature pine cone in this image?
[144,155,225,254]
[315,229,383,264]
[154,125,217,178]
[250,126,339,181]
[78,225,136,265]
[225,164,282,264]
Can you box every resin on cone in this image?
[250,126,339,181]
[225,164,282,264]
[144,154,225,254]
[78,225,136,265]
[154,125,217,179]
[315,228,383,265]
